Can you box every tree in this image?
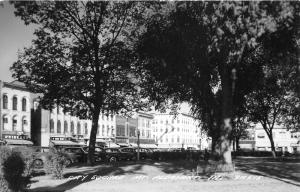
[137,1,298,164]
[10,1,147,165]
[231,117,252,151]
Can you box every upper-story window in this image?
[22,98,27,111]
[13,96,18,110]
[71,122,74,134]
[57,120,61,133]
[84,123,88,135]
[64,121,68,134]
[77,122,81,135]
[12,115,17,131]
[50,119,54,133]
[3,95,8,109]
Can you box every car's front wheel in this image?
[33,159,44,168]
[109,156,117,163]
[65,159,72,167]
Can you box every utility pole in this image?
[137,129,140,161]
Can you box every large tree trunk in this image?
[266,132,277,158]
[88,109,101,165]
[236,137,240,151]
[216,66,233,165]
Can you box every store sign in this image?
[3,134,29,140]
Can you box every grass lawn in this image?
[27,157,300,192]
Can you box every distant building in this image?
[151,112,208,150]
[115,115,138,147]
[238,124,300,154]
[0,80,33,145]
[95,112,117,147]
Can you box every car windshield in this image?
[65,148,82,153]
[106,148,119,153]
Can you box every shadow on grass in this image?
[235,158,300,187]
[28,162,147,192]
[27,160,201,192]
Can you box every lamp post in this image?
[137,129,140,161]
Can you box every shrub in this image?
[0,177,9,192]
[44,148,68,179]
[12,147,36,177]
[2,151,29,192]
[0,147,12,192]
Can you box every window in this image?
[111,126,114,136]
[85,123,88,135]
[2,115,8,124]
[3,115,8,130]
[77,122,81,135]
[50,119,54,133]
[13,96,18,110]
[22,98,26,111]
[102,125,105,136]
[107,125,110,136]
[64,121,68,134]
[3,95,8,109]
[71,122,74,134]
[57,120,61,133]
[22,116,27,131]
[257,133,265,138]
[97,124,100,135]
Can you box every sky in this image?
[0,1,36,82]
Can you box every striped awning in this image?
[130,143,138,147]
[5,139,33,146]
[51,140,84,147]
[106,143,120,148]
[117,143,130,147]
[140,144,158,148]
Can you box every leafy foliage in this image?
[136,1,298,162]
[10,1,150,164]
[44,148,68,179]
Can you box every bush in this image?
[0,147,11,192]
[0,147,31,192]
[44,148,68,179]
[2,152,26,192]
[12,147,36,177]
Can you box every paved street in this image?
[28,158,300,192]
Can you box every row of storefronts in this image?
[0,80,208,149]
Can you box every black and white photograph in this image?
[0,0,299,191]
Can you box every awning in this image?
[96,138,106,143]
[130,143,138,147]
[5,139,33,146]
[106,143,120,148]
[117,143,130,147]
[140,144,158,148]
[51,140,84,147]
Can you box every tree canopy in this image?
[10,1,149,164]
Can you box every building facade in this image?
[151,112,208,149]
[0,81,33,145]
[238,124,300,154]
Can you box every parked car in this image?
[134,148,154,160]
[82,146,106,162]
[62,147,87,165]
[119,147,137,161]
[104,148,121,163]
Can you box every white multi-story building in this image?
[254,124,300,153]
[0,80,33,145]
[32,101,117,147]
[151,112,208,149]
